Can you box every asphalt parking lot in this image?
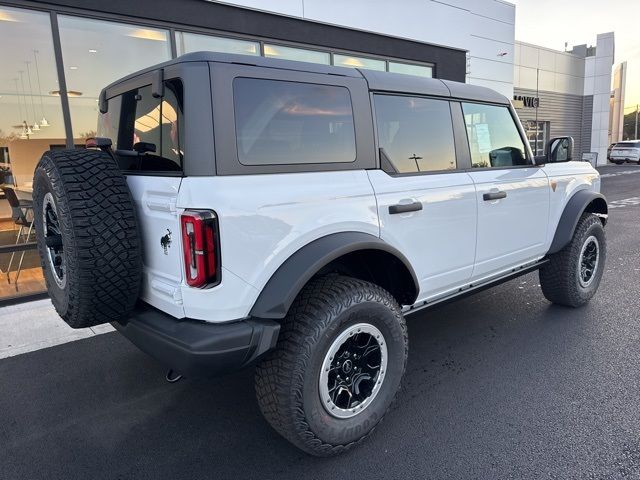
[2,164,640,480]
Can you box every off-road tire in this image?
[255,275,408,456]
[32,149,142,328]
[539,213,606,307]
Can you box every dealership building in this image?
[0,0,628,303]
[513,33,625,163]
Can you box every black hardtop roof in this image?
[102,51,510,105]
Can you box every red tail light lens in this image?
[180,210,220,288]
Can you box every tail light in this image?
[180,210,220,288]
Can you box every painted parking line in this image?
[608,197,640,209]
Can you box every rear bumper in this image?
[610,155,640,162]
[112,305,280,377]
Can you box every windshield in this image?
[614,142,640,149]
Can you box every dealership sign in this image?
[513,95,540,108]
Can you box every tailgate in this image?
[126,175,185,318]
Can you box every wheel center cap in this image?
[342,359,353,374]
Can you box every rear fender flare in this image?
[249,232,419,319]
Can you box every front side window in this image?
[233,78,356,166]
[374,95,456,173]
[463,103,529,168]
[98,80,184,172]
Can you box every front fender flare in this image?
[249,232,419,319]
[548,190,608,254]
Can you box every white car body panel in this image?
[467,167,550,278]
[367,169,477,302]
[129,162,601,323]
[175,170,379,321]
[126,175,185,319]
[542,161,601,248]
[610,143,640,162]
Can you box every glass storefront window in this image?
[0,6,68,298]
[263,44,329,65]
[176,31,259,57]
[388,61,433,78]
[333,54,385,71]
[57,16,171,142]
[523,120,549,157]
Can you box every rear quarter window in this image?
[232,78,356,166]
[98,79,184,173]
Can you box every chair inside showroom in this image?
[1,187,34,288]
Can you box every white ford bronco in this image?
[32,52,607,456]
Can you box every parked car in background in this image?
[607,143,617,161]
[609,141,640,165]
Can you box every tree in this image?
[623,110,639,141]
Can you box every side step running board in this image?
[404,259,549,316]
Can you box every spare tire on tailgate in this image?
[32,149,142,328]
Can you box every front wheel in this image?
[255,275,408,456]
[539,213,606,307]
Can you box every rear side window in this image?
[232,78,356,165]
[98,80,184,172]
[374,94,456,173]
[462,103,529,168]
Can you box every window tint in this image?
[462,103,529,168]
[98,80,184,172]
[374,95,456,173]
[616,142,640,148]
[233,78,356,165]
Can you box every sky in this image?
[512,0,640,112]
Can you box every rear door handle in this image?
[483,191,507,201]
[389,201,423,214]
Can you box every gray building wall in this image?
[514,87,591,159]
[581,96,594,157]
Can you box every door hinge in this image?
[151,278,183,305]
[146,198,177,214]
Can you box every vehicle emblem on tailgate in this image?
[161,229,172,255]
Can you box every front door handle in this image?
[483,191,507,201]
[389,201,423,215]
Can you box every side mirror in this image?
[534,137,574,165]
[548,136,574,163]
[533,155,547,166]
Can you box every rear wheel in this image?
[255,275,408,456]
[539,213,606,307]
[33,149,142,328]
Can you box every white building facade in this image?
[212,0,517,97]
[513,33,621,165]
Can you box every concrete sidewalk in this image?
[0,299,113,359]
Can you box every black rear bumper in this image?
[112,305,280,377]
